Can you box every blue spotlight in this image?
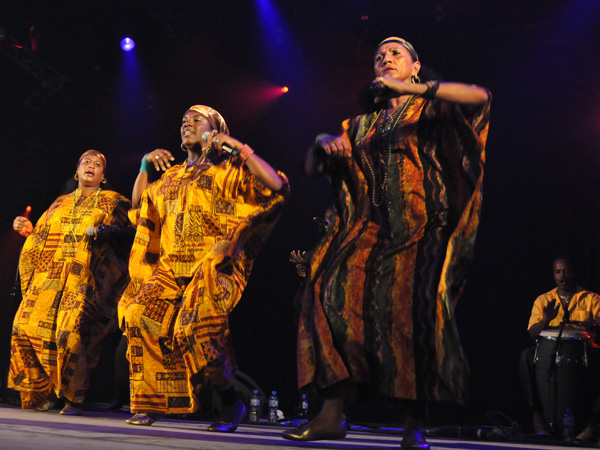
[255,0,301,80]
[120,37,135,52]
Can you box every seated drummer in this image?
[519,256,600,438]
[528,257,600,338]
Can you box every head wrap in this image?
[78,149,107,169]
[377,37,419,62]
[185,105,229,135]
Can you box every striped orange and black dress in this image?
[297,94,491,403]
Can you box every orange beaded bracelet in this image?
[239,143,254,161]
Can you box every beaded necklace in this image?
[360,95,415,207]
[186,157,199,167]
[67,188,101,246]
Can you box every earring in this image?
[102,178,107,184]
[181,143,186,151]
[74,174,78,181]
[411,74,420,83]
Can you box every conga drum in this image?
[534,329,594,434]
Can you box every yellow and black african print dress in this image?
[119,157,288,414]
[297,94,491,403]
[9,189,132,408]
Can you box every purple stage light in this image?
[120,37,135,52]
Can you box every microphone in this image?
[563,307,571,323]
[201,131,239,156]
[369,80,388,97]
[313,217,331,230]
[86,225,107,237]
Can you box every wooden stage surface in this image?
[0,404,595,450]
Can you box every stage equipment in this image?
[534,327,594,437]
[120,37,135,52]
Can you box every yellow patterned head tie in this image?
[78,149,107,169]
[186,105,230,135]
[377,36,419,62]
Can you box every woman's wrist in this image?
[421,80,440,100]
[314,133,330,147]
[239,144,254,162]
[140,154,149,173]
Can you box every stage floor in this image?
[0,404,594,450]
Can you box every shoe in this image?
[35,400,57,412]
[401,429,431,450]
[207,400,246,433]
[107,400,124,411]
[60,402,84,416]
[282,420,347,441]
[532,412,550,436]
[577,424,600,443]
[126,413,162,426]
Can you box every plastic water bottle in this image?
[563,408,575,442]
[268,391,279,424]
[249,389,260,423]
[300,393,308,419]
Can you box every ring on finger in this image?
[155,155,159,159]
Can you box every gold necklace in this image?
[559,293,573,305]
[67,188,101,246]
[361,95,415,207]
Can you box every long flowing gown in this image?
[119,158,289,414]
[9,189,131,407]
[297,94,491,403]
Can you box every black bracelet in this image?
[422,80,440,100]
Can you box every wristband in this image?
[239,144,254,161]
[315,133,330,147]
[140,155,149,173]
[422,80,440,100]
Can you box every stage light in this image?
[281,86,289,93]
[255,0,302,80]
[120,37,135,52]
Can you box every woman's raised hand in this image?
[204,131,242,155]
[14,216,33,237]
[146,149,175,172]
[317,134,352,158]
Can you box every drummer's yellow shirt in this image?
[527,287,600,330]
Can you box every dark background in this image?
[1,0,600,429]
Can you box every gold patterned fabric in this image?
[297,94,491,403]
[9,189,132,408]
[119,157,288,414]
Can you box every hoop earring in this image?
[74,174,78,181]
[102,178,107,184]
[411,74,420,83]
[181,143,186,152]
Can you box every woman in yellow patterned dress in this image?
[10,150,132,415]
[119,105,289,431]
